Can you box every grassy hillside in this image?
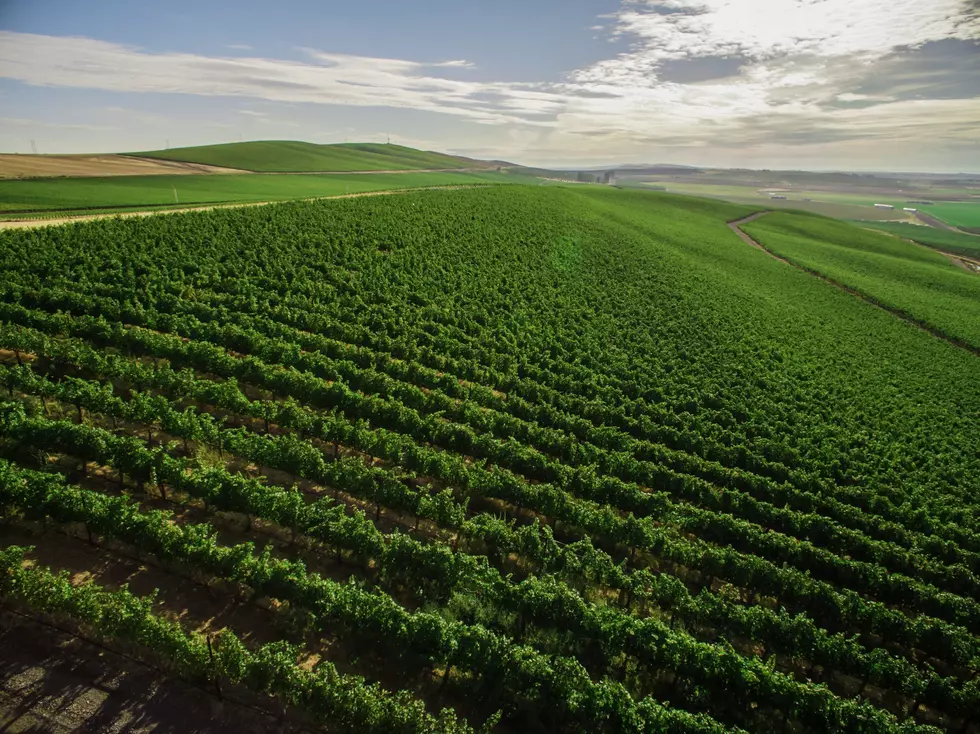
[852,220,980,257]
[130,140,489,172]
[0,170,519,214]
[0,186,979,732]
[745,211,980,348]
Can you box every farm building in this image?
[903,207,917,213]
[770,195,787,200]
[874,203,894,209]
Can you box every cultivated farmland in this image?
[0,170,519,217]
[919,203,980,232]
[744,212,980,349]
[0,185,978,733]
[853,221,980,258]
[133,140,490,173]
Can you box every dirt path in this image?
[0,185,485,231]
[939,251,980,274]
[729,212,980,357]
[907,241,980,274]
[727,212,776,255]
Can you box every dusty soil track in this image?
[937,251,980,274]
[729,212,980,357]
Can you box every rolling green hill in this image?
[129,140,490,173]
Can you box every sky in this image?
[0,0,978,171]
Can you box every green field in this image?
[637,180,980,230]
[0,186,979,732]
[745,212,980,350]
[0,170,520,214]
[132,140,483,172]
[644,181,917,207]
[851,220,980,257]
[920,202,980,231]
[640,181,922,221]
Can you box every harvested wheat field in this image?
[0,154,246,180]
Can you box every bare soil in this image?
[0,154,247,180]
[0,613,298,734]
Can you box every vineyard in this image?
[743,212,980,350]
[0,185,977,733]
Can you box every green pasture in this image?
[920,202,980,230]
[132,140,480,173]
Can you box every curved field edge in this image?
[742,211,980,352]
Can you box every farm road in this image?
[729,212,980,357]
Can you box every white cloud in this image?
[227,44,253,51]
[607,0,979,66]
[429,59,475,68]
[835,92,893,103]
[543,0,980,161]
[0,0,978,169]
[0,32,545,127]
[0,116,117,132]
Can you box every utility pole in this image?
[30,139,37,155]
